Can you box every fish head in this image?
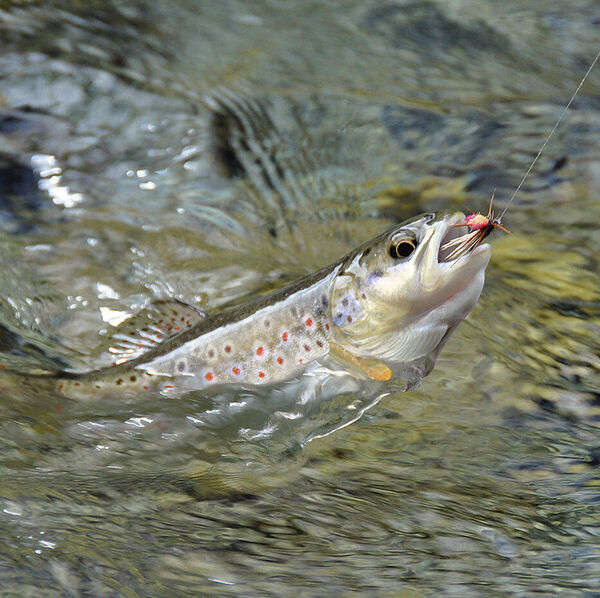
[329,211,491,375]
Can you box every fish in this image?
[0,210,491,399]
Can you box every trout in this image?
[1,211,490,399]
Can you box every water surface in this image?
[0,1,599,596]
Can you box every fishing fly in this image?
[442,46,600,261]
[441,191,510,261]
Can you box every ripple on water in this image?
[0,1,600,596]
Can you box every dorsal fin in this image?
[102,300,206,365]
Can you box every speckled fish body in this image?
[58,270,337,398]
[45,210,491,399]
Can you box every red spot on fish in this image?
[325,323,330,331]
[299,358,303,363]
[316,340,323,348]
[306,318,313,327]
[180,316,185,322]
[174,327,180,331]
[258,371,265,378]
[58,383,64,391]
[163,385,174,390]
[53,404,62,411]
[143,385,149,390]
[0,364,5,369]
[205,372,214,381]
[282,332,288,342]
[224,345,232,353]
[256,346,264,356]
[232,366,240,376]
[277,357,284,365]
[304,344,311,352]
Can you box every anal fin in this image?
[101,300,206,365]
[329,341,392,381]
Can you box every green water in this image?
[0,1,599,595]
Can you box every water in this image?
[1,1,599,595]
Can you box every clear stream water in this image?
[0,1,599,596]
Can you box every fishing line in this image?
[499,46,600,220]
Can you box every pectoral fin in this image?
[329,341,392,381]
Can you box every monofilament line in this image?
[499,46,600,220]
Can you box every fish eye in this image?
[389,237,417,259]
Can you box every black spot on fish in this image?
[207,349,215,358]
[130,375,136,382]
[321,295,328,307]
[347,315,353,323]
[178,361,186,371]
[342,298,349,307]
[116,378,123,385]
[367,269,384,285]
[290,307,297,317]
[264,319,271,328]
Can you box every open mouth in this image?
[437,223,469,263]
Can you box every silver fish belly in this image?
[140,274,335,389]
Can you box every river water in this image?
[0,1,599,596]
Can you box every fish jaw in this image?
[419,211,492,318]
[329,211,491,368]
